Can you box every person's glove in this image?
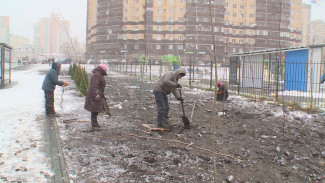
[95,94,101,100]
[176,83,182,88]
[177,97,184,102]
[62,81,68,87]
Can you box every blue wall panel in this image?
[284,49,308,91]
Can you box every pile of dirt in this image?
[56,71,325,183]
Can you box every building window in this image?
[240,5,244,9]
[169,26,174,31]
[179,0,184,3]
[125,0,128,4]
[240,13,244,18]
[135,17,139,22]
[233,4,237,8]
[157,17,162,22]
[170,0,174,4]
[168,35,173,40]
[178,35,183,40]
[124,18,128,22]
[134,26,138,31]
[158,0,162,5]
[233,13,236,17]
[124,9,128,14]
[123,35,127,40]
[225,3,229,8]
[156,45,161,49]
[124,26,127,31]
[136,0,140,4]
[135,35,138,40]
[157,26,161,31]
[250,5,254,10]
[232,39,236,43]
[178,26,184,31]
[169,8,174,13]
[168,45,173,50]
[249,13,254,18]
[179,8,184,13]
[134,44,138,49]
[156,36,161,40]
[136,8,140,13]
[178,45,184,50]
[157,9,162,14]
[169,18,174,22]
[232,48,236,53]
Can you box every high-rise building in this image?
[10,35,31,49]
[301,3,311,46]
[310,20,325,45]
[34,13,70,58]
[86,0,302,64]
[0,16,10,44]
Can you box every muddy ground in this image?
[55,68,325,183]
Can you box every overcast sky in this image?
[0,0,324,44]
[0,0,87,43]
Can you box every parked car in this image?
[100,59,109,64]
[87,59,95,64]
[60,58,71,64]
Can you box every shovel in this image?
[179,88,191,129]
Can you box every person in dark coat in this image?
[216,81,229,101]
[42,62,68,116]
[153,67,186,127]
[84,64,108,128]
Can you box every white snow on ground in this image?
[0,65,53,182]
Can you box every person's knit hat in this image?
[98,64,107,72]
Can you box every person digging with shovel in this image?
[153,67,189,129]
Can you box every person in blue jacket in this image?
[42,62,68,116]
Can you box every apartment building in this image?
[301,3,311,46]
[0,16,10,44]
[86,0,302,64]
[310,20,325,45]
[34,13,70,58]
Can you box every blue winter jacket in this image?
[42,62,64,91]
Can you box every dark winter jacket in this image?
[153,67,186,99]
[42,62,64,91]
[217,85,229,101]
[84,66,107,113]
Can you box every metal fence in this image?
[101,45,325,109]
[229,45,325,109]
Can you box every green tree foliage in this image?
[74,66,82,89]
[68,64,73,76]
[79,67,89,96]
[69,63,89,96]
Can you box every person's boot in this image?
[91,114,100,129]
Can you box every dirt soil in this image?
[56,69,325,183]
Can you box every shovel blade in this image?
[182,116,191,129]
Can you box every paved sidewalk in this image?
[41,116,70,183]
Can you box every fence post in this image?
[238,58,241,95]
[210,60,213,89]
[276,58,280,100]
